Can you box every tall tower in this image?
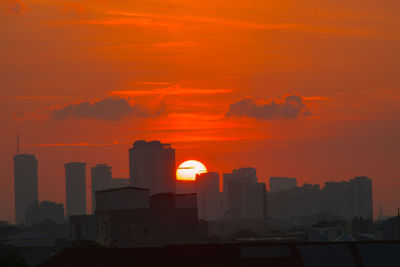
[129,140,176,195]
[196,172,221,221]
[14,153,38,225]
[65,162,87,216]
[91,164,112,213]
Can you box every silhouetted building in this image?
[322,176,373,220]
[91,164,112,213]
[224,168,266,220]
[267,177,373,226]
[196,172,222,221]
[65,162,87,216]
[14,153,38,225]
[96,187,150,211]
[94,188,201,247]
[111,178,130,188]
[269,177,297,193]
[25,201,65,225]
[129,140,176,195]
[268,183,321,219]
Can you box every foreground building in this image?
[94,187,201,247]
[14,153,38,225]
[129,140,176,195]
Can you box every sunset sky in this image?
[1,0,400,222]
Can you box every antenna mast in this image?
[17,133,20,154]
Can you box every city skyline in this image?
[1,0,400,225]
[10,139,376,224]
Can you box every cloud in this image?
[226,93,311,120]
[51,96,148,121]
[1,0,26,14]
[110,85,233,97]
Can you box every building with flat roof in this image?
[129,140,176,195]
[94,189,201,247]
[65,162,87,216]
[223,167,266,220]
[14,153,38,225]
[196,172,222,221]
[91,164,112,213]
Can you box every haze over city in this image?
[1,0,400,265]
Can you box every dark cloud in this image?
[1,0,25,14]
[226,93,311,119]
[52,96,148,121]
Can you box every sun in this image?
[176,160,207,181]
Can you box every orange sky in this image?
[1,0,400,222]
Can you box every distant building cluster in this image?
[12,139,385,252]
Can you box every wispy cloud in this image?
[105,11,299,30]
[48,10,299,31]
[110,85,233,97]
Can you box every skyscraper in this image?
[91,164,112,213]
[65,162,87,216]
[269,177,297,193]
[196,172,222,221]
[223,167,266,220]
[321,176,373,220]
[129,140,176,195]
[14,153,38,225]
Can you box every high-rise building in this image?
[268,183,321,219]
[269,177,297,193]
[14,153,38,225]
[322,176,373,220]
[223,167,266,220]
[65,162,87,216]
[91,164,112,213]
[129,140,176,195]
[196,172,222,221]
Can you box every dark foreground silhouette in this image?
[38,240,400,267]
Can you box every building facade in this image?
[65,162,87,216]
[94,188,201,247]
[223,167,266,220]
[196,172,222,221]
[129,140,176,195]
[14,153,38,225]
